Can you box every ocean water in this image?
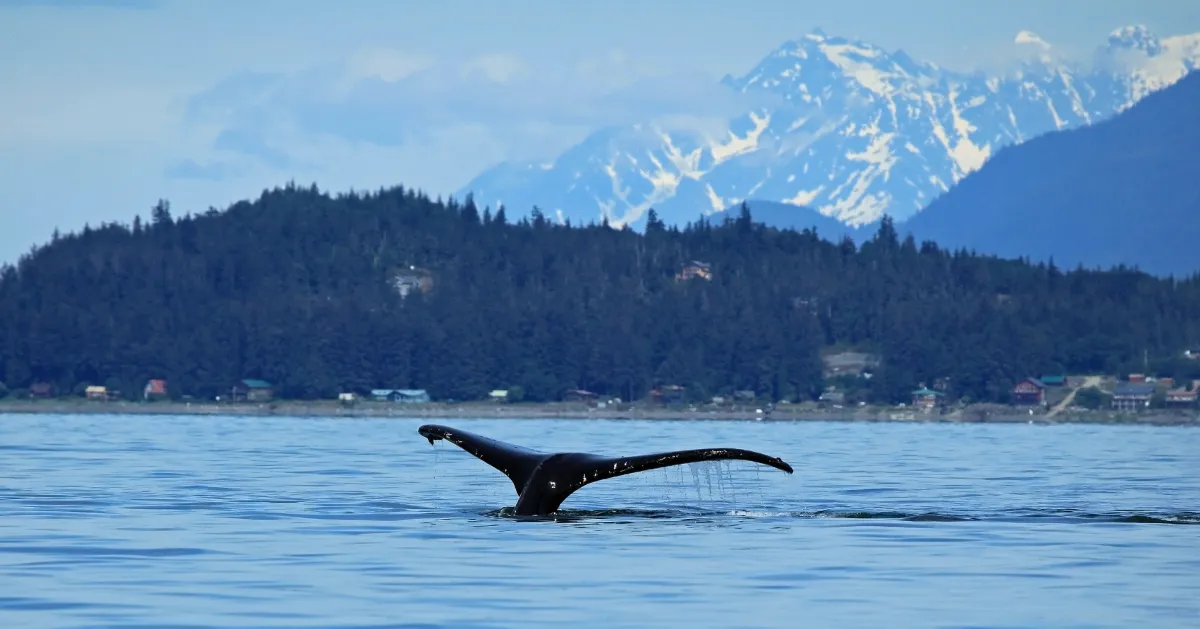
[1,413,1197,628]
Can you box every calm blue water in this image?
[1,413,1197,628]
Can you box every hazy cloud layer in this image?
[181,48,757,175]
[0,0,162,9]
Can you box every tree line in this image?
[2,182,1199,405]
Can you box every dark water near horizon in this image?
[1,413,1197,628]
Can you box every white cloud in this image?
[970,30,1079,76]
[1014,30,1051,50]
[347,47,434,83]
[574,48,665,90]
[461,52,528,83]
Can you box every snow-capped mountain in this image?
[458,25,1200,229]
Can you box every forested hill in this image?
[2,183,1199,405]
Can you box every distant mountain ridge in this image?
[458,25,1200,230]
[706,201,868,243]
[902,68,1200,277]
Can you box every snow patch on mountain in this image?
[459,25,1200,229]
[1107,25,1200,106]
[710,111,771,163]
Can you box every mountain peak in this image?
[1107,24,1163,56]
[735,29,914,101]
[458,26,1200,232]
[1110,24,1154,39]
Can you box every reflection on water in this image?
[1,413,1198,628]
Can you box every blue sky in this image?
[2,0,1198,263]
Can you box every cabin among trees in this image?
[675,260,712,281]
[390,266,434,298]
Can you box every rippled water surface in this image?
[2,413,1198,628]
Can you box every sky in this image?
[2,0,1198,264]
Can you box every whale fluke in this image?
[418,423,793,516]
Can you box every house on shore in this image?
[144,379,168,401]
[371,389,430,403]
[563,389,598,403]
[651,385,686,405]
[1111,383,1154,411]
[911,387,943,410]
[1165,388,1198,408]
[1012,378,1047,406]
[232,379,274,402]
[818,390,846,408]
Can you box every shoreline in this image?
[1,400,1197,427]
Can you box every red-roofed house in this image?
[144,379,168,401]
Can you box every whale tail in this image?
[418,424,793,516]
[418,424,549,496]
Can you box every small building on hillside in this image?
[143,379,168,401]
[821,351,881,378]
[1012,378,1046,406]
[232,379,274,402]
[489,390,509,403]
[675,261,712,281]
[390,266,435,298]
[85,385,108,401]
[1111,383,1154,411]
[1039,375,1066,387]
